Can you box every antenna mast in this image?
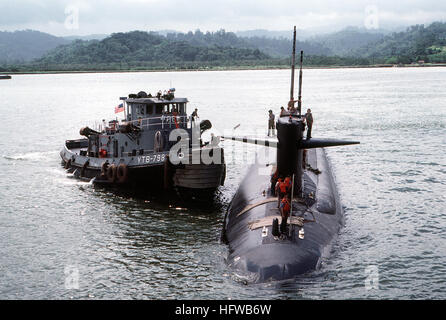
[290,26,296,101]
[297,50,303,116]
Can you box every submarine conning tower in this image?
[276,115,304,195]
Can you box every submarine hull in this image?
[223,147,343,283]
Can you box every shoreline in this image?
[3,63,446,76]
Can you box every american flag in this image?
[115,103,124,113]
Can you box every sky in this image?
[0,0,445,36]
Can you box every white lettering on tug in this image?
[137,154,165,164]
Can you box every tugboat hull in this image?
[60,139,225,192]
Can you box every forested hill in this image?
[33,31,271,70]
[353,22,446,63]
[164,29,331,57]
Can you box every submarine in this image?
[221,27,360,283]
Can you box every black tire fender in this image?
[101,162,109,177]
[107,164,117,183]
[116,163,128,184]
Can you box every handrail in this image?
[88,115,194,133]
[125,115,190,129]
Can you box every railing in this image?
[127,115,202,130]
[132,115,186,129]
[88,115,201,134]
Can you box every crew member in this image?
[275,177,283,205]
[279,106,286,117]
[172,107,179,128]
[271,169,279,196]
[283,176,292,195]
[268,110,275,136]
[288,99,300,114]
[277,177,288,207]
[305,108,313,139]
[191,108,198,120]
[279,194,291,234]
[191,108,199,127]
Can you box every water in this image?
[0,68,445,299]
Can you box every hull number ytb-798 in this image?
[137,153,166,165]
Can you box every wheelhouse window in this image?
[135,104,145,116]
[179,103,185,114]
[146,104,154,115]
[155,104,163,114]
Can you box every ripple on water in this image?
[390,186,425,193]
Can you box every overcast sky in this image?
[1,0,445,36]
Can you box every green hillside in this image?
[31,31,271,71]
[165,29,332,57]
[354,22,446,63]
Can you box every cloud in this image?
[0,0,445,36]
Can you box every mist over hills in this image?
[235,29,301,40]
[308,27,386,56]
[0,30,70,64]
[63,34,108,41]
[235,26,395,41]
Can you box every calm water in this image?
[0,67,445,299]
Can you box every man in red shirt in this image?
[283,176,292,194]
[276,178,286,207]
[280,194,291,234]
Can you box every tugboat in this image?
[60,89,226,195]
[221,28,360,282]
